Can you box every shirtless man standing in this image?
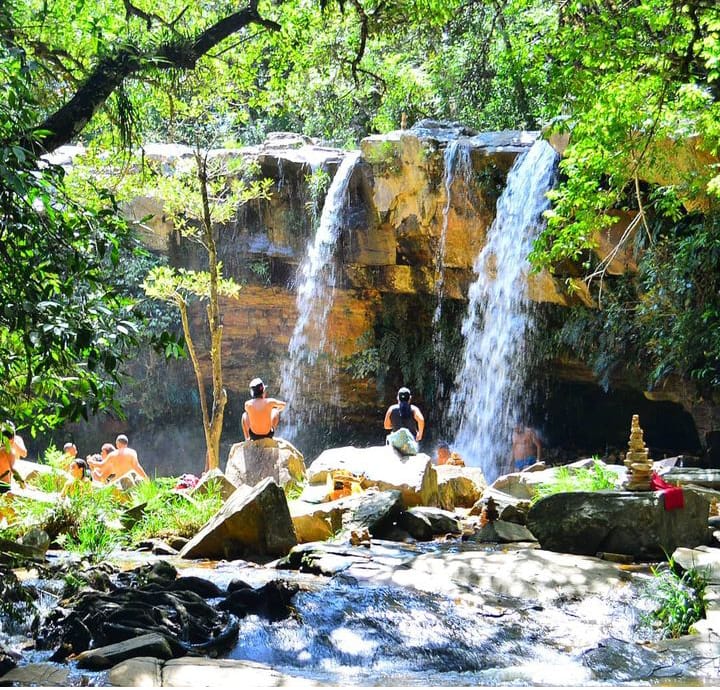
[242,378,286,441]
[511,423,542,472]
[89,434,148,483]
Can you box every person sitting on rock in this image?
[89,434,148,484]
[242,378,287,441]
[384,387,425,442]
[435,440,465,466]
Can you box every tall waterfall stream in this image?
[451,139,558,481]
[280,151,361,442]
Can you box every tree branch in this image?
[28,5,281,154]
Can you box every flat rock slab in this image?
[665,468,720,489]
[0,662,70,686]
[108,656,320,686]
[75,633,175,670]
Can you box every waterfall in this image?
[280,151,362,441]
[433,140,473,327]
[431,140,473,405]
[450,138,558,481]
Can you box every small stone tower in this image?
[623,414,653,490]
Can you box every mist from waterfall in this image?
[450,138,558,481]
[280,151,361,441]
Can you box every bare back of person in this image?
[245,398,283,436]
[100,438,148,482]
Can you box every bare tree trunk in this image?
[196,150,227,471]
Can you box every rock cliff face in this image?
[58,122,711,473]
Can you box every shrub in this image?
[646,558,708,638]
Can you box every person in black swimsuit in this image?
[383,387,425,442]
[242,378,287,441]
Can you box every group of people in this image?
[240,377,541,472]
[2,380,542,497]
[59,434,148,495]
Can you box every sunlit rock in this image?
[180,477,297,560]
[0,662,70,686]
[435,465,487,510]
[306,445,438,507]
[225,438,306,495]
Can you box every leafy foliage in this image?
[646,558,708,638]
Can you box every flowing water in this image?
[279,151,362,442]
[450,139,558,481]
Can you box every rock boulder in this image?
[180,478,297,560]
[225,438,306,495]
[435,465,487,509]
[527,490,710,559]
[306,445,438,507]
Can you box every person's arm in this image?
[413,407,425,441]
[13,435,27,458]
[132,452,149,479]
[269,398,287,410]
[383,407,393,431]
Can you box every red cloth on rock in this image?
[650,471,684,510]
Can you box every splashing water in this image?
[280,151,362,441]
[450,139,558,481]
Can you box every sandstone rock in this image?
[112,656,319,687]
[225,438,306,495]
[75,633,175,670]
[0,662,70,686]
[470,487,532,524]
[435,465,487,510]
[288,498,343,543]
[306,445,438,507]
[191,467,237,501]
[527,490,710,559]
[107,657,163,687]
[180,478,297,560]
[672,545,720,584]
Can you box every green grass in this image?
[531,461,620,505]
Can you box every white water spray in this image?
[280,151,362,439]
[450,138,558,481]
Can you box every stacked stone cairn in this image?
[623,414,653,490]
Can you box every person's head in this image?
[436,440,451,463]
[70,458,90,480]
[249,377,265,399]
[101,443,115,459]
[397,387,411,403]
[115,434,129,448]
[63,442,77,458]
[1,420,15,442]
